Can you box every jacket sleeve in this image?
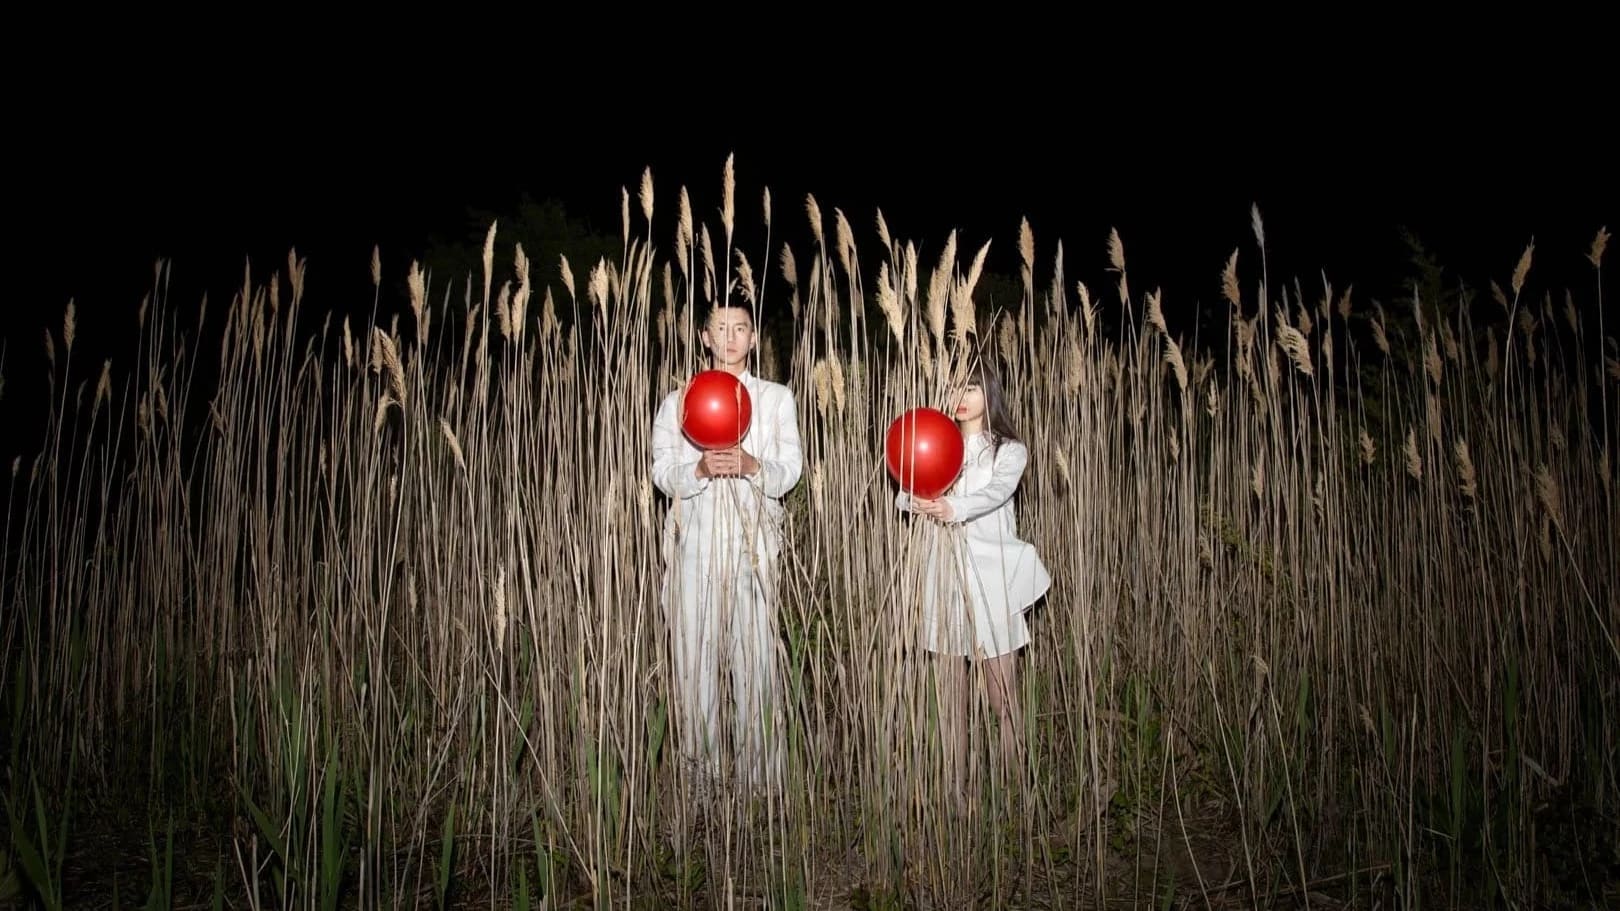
[941,441,1027,524]
[750,387,803,498]
[651,388,709,499]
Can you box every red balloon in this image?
[681,370,753,450]
[885,408,964,499]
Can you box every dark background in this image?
[7,43,1613,446]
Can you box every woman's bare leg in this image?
[981,653,1023,774]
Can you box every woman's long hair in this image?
[963,359,1019,456]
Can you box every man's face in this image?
[701,307,755,369]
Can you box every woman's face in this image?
[952,382,986,424]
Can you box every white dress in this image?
[896,434,1050,658]
[651,371,803,777]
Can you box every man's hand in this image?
[697,448,744,478]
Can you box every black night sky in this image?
[9,52,1614,421]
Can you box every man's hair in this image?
[703,296,756,328]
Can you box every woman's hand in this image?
[909,497,955,521]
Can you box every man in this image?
[651,301,802,787]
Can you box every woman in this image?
[898,363,1050,776]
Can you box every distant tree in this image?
[418,195,620,327]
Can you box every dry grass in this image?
[1,164,1614,909]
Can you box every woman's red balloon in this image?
[885,408,964,499]
[681,370,753,450]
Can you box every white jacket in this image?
[652,371,803,596]
[897,433,1050,657]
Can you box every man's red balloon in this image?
[884,408,964,499]
[681,370,753,450]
